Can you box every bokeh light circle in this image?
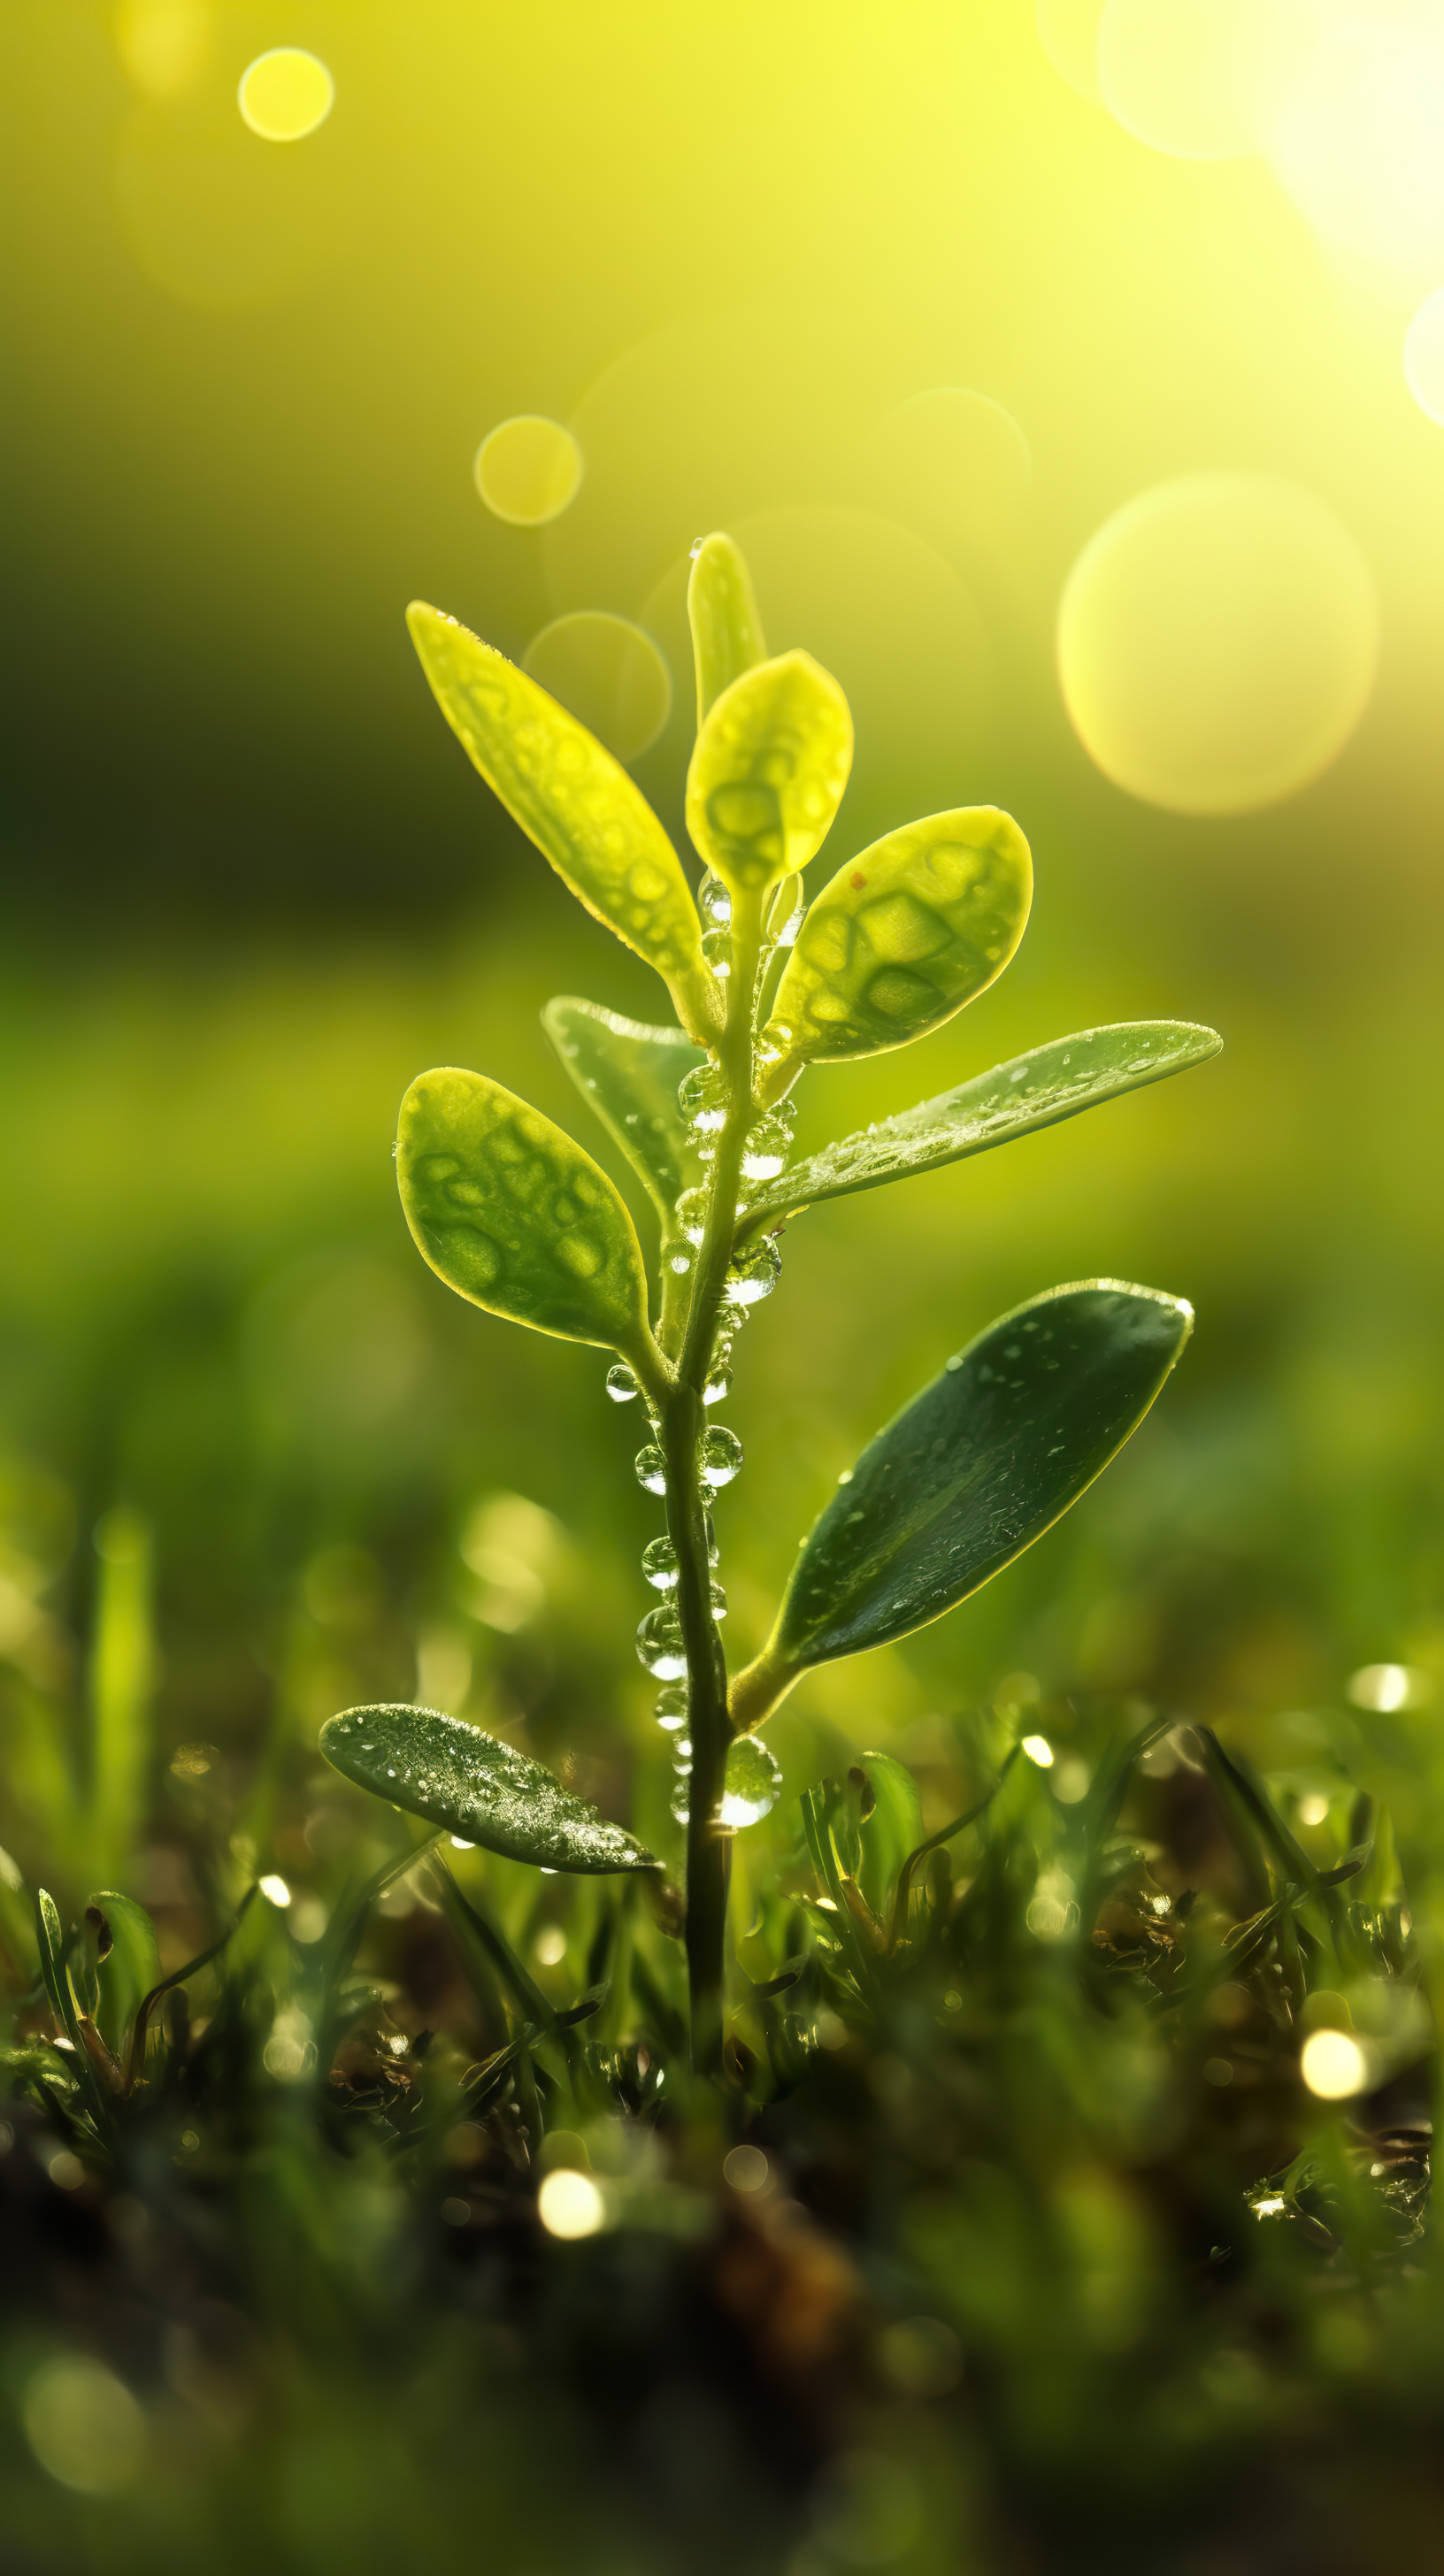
[1096,0,1302,161]
[237,49,334,143]
[1035,0,1107,104]
[522,612,672,764]
[1269,5,1444,275]
[474,417,582,526]
[1404,288,1444,425]
[23,2358,147,2495]
[1058,473,1378,816]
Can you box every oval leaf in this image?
[542,994,704,1218]
[764,1282,1192,1674]
[736,1021,1222,1238]
[398,1069,652,1359]
[407,602,715,1040]
[688,532,767,724]
[320,1705,657,1875]
[86,1890,162,2058]
[686,651,853,897]
[763,807,1032,1077]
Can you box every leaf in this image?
[687,532,767,724]
[850,1754,926,1925]
[320,1705,657,1875]
[686,651,853,897]
[407,602,716,1041]
[762,807,1032,1077]
[735,1021,1223,1238]
[542,995,704,1218]
[35,1889,112,2135]
[397,1069,654,1361]
[86,1891,163,2060]
[741,1283,1192,1698]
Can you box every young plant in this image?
[319,533,1221,2073]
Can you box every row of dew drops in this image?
[605,869,803,1834]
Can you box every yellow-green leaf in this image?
[687,532,767,724]
[685,651,853,897]
[407,602,716,1041]
[397,1069,653,1361]
[762,807,1032,1077]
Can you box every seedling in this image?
[319,533,1220,2072]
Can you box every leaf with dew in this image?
[320,1705,657,1874]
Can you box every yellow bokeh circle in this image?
[1404,288,1444,426]
[522,612,672,764]
[237,48,334,143]
[474,417,582,526]
[1097,0,1301,162]
[1057,473,1378,816]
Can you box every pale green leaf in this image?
[736,1021,1223,1238]
[86,1890,163,2060]
[407,602,716,1040]
[542,994,704,1218]
[686,651,853,896]
[320,1704,657,1875]
[687,532,767,724]
[397,1069,653,1361]
[762,807,1031,1078]
[736,1284,1191,1706]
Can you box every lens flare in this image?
[1058,472,1377,815]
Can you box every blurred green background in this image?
[3,0,1442,1846]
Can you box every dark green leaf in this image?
[686,651,853,896]
[407,602,717,1042]
[397,1068,654,1361]
[320,1705,657,1875]
[762,807,1031,1080]
[542,994,704,1217]
[753,1283,1192,1683]
[736,1021,1223,1237]
[687,532,767,724]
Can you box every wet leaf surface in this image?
[320,1705,657,1874]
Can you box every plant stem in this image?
[661,885,763,2075]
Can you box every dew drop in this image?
[719,1736,781,1829]
[636,1606,687,1679]
[634,1445,667,1495]
[701,925,733,980]
[701,1426,744,1488]
[674,1185,709,1246]
[605,1362,640,1404]
[642,1537,680,1591]
[703,1362,733,1406]
[697,870,733,928]
[655,1684,689,1730]
[723,1240,781,1307]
